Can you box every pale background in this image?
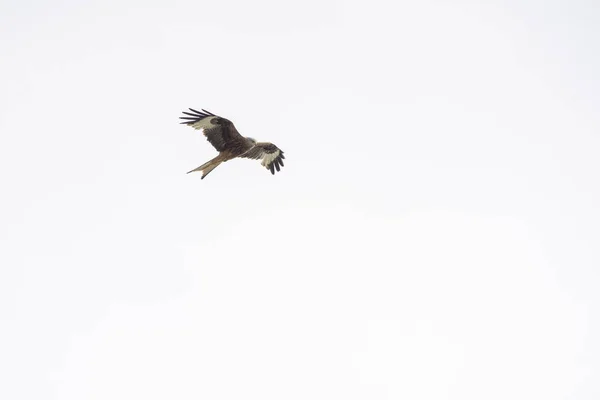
[1,1,599,399]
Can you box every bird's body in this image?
[179,108,285,179]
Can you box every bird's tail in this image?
[187,156,223,179]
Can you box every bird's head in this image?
[246,137,257,145]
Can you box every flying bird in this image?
[179,108,285,179]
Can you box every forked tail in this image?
[187,156,223,179]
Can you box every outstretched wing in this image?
[240,142,285,175]
[179,108,250,154]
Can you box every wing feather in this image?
[179,108,250,154]
[240,142,285,175]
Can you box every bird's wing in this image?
[179,108,249,153]
[240,142,285,174]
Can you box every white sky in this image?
[1,0,599,399]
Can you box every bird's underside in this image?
[179,108,285,179]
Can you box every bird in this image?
[179,108,285,179]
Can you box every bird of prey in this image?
[179,108,285,179]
